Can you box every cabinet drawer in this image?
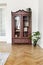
[12,38,31,44]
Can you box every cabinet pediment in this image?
[12,10,30,15]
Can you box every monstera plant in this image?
[29,31,40,46]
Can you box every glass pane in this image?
[23,32,28,37]
[23,27,28,37]
[15,16,20,38]
[15,16,20,30]
[23,16,29,27]
[23,16,29,37]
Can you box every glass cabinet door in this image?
[23,16,29,37]
[14,16,21,38]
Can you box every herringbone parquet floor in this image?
[0,43,43,65]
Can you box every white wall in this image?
[38,0,43,48]
[0,0,39,44]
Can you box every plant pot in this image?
[33,43,36,47]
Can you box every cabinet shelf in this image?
[15,29,20,32]
[15,31,20,38]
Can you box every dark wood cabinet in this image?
[11,10,32,44]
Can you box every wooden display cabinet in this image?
[11,9,32,44]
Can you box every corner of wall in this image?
[39,44,43,48]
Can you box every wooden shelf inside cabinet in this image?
[15,29,20,32]
[12,9,32,44]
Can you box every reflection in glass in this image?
[15,16,20,30]
[15,16,20,38]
